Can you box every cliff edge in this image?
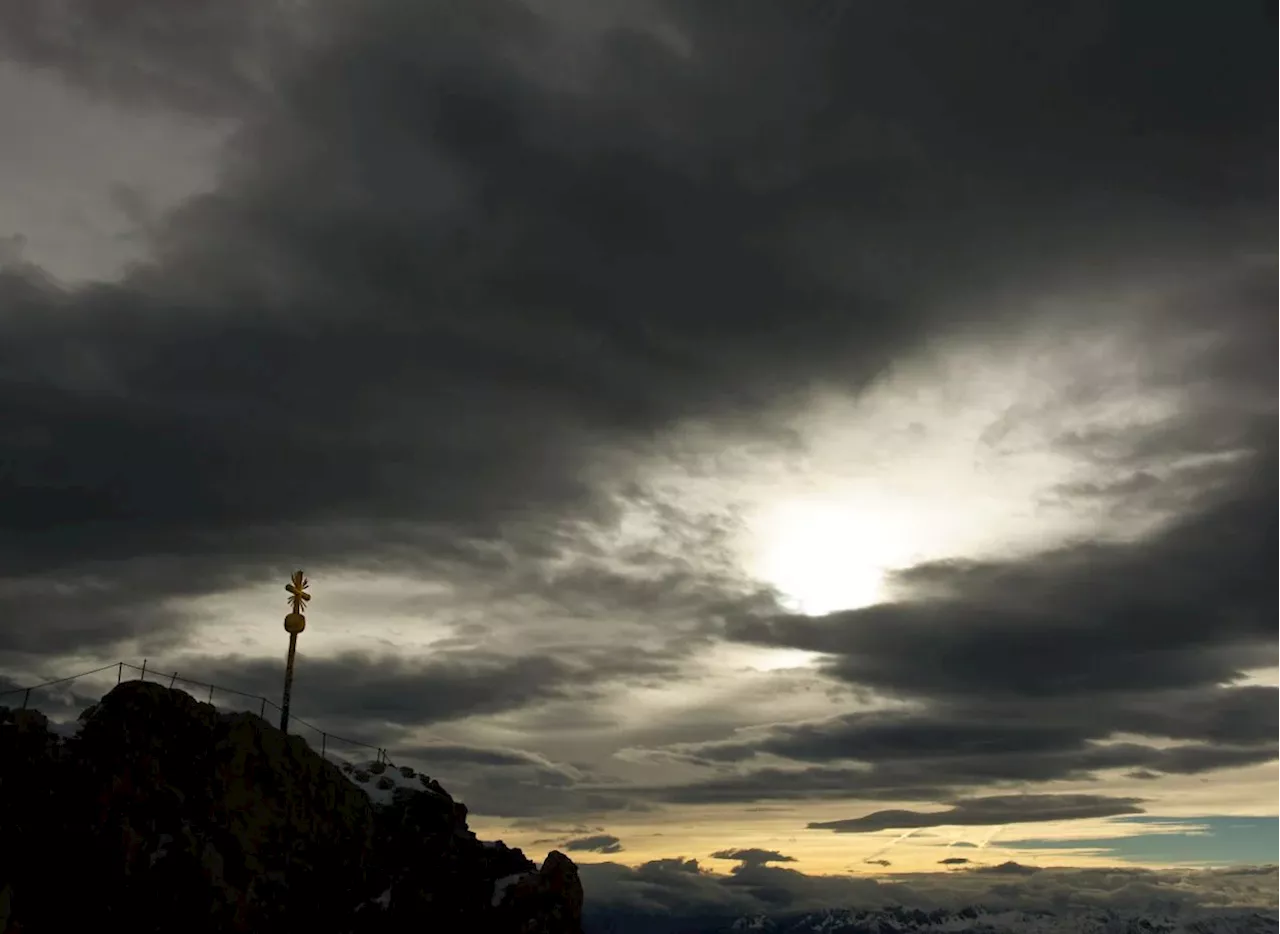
[0,681,583,934]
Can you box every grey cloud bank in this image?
[0,0,1274,869]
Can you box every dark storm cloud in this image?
[2,0,1275,832]
[0,5,795,659]
[710,848,797,867]
[564,833,624,854]
[659,681,1278,795]
[939,858,970,865]
[729,447,1276,701]
[684,711,1090,764]
[643,765,948,805]
[807,795,1147,834]
[641,726,1278,805]
[168,646,676,735]
[0,0,299,117]
[1,0,1274,654]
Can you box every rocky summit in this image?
[0,681,584,934]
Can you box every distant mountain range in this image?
[584,904,1279,934]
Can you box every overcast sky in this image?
[0,0,1274,881]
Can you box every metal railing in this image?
[0,660,394,766]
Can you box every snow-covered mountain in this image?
[584,905,1278,934]
[720,904,1279,933]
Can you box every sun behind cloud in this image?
[753,495,912,615]
[721,319,1212,619]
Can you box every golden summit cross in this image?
[286,570,310,616]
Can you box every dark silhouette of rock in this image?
[0,681,584,934]
[494,851,585,934]
[0,707,66,934]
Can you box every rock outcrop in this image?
[0,681,583,934]
[494,850,585,934]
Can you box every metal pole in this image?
[140,658,148,681]
[169,672,178,688]
[321,732,327,759]
[117,662,123,684]
[208,685,214,703]
[280,570,310,734]
[21,688,30,710]
[280,630,299,733]
[260,697,266,718]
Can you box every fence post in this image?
[259,698,266,718]
[117,662,123,684]
[321,732,327,759]
[208,685,214,703]
[140,659,148,681]
[21,688,30,710]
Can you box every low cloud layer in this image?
[580,860,1278,919]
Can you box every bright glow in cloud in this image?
[627,314,1247,617]
[753,494,917,614]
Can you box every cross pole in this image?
[280,570,310,733]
